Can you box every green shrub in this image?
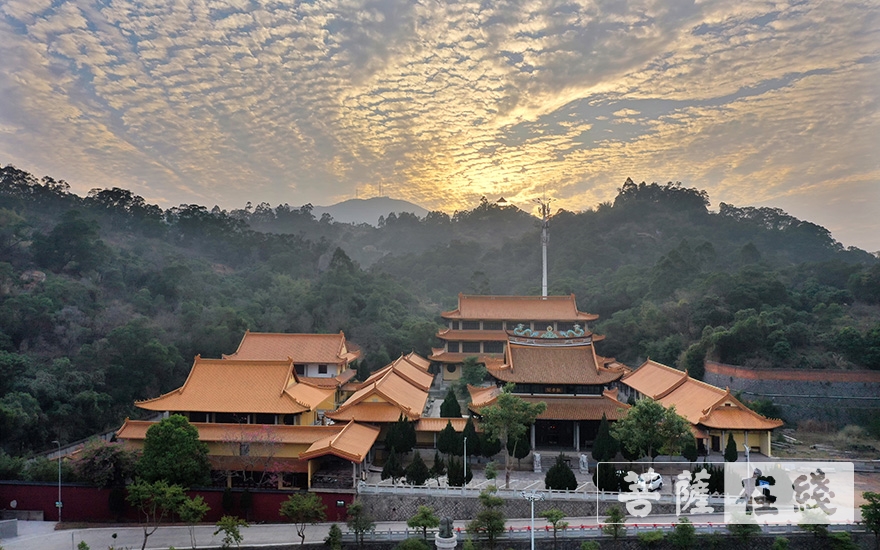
[395,538,430,550]
[544,454,577,490]
[637,530,665,546]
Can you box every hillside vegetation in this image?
[1,165,879,457]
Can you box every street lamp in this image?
[52,440,62,523]
[520,491,544,550]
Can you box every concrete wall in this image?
[703,362,880,426]
[358,493,680,523]
[0,481,353,523]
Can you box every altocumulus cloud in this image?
[0,0,877,249]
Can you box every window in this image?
[482,321,502,330]
[446,342,460,353]
[447,364,457,373]
[215,412,245,424]
[189,412,208,423]
[318,364,328,374]
[557,322,575,332]
[254,413,276,425]
[483,341,504,353]
[462,342,480,353]
[462,321,480,330]
[294,364,306,375]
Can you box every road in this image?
[2,512,864,550]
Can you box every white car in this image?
[637,471,663,492]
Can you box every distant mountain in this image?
[312,197,429,225]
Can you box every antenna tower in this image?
[535,195,552,297]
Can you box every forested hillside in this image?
[1,165,879,457]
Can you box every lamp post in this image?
[52,440,62,523]
[520,491,544,550]
[462,436,468,494]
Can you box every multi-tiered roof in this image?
[431,293,601,363]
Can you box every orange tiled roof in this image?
[403,352,431,371]
[286,382,337,410]
[467,384,501,408]
[429,349,505,364]
[695,389,784,430]
[442,294,599,321]
[299,421,381,462]
[359,355,433,391]
[326,402,411,423]
[116,418,345,444]
[415,418,472,432]
[623,360,783,431]
[533,395,630,421]
[299,368,358,389]
[436,329,508,342]
[136,358,312,414]
[223,331,360,364]
[621,360,688,398]
[488,342,625,385]
[327,368,428,422]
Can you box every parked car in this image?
[637,471,663,492]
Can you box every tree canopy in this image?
[1,164,878,457]
[478,383,546,488]
[280,492,327,545]
[611,399,691,463]
[137,415,210,488]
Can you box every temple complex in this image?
[117,294,786,493]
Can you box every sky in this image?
[1,0,878,252]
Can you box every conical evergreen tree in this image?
[682,434,699,462]
[405,452,430,485]
[544,454,577,490]
[446,456,473,487]
[591,413,619,462]
[480,434,502,459]
[430,451,446,478]
[462,417,480,457]
[437,420,462,456]
[381,447,405,483]
[724,433,739,462]
[439,388,462,418]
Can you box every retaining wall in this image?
[703,362,880,426]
